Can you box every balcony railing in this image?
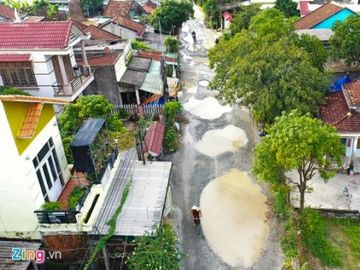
[34,210,79,224]
[53,67,92,96]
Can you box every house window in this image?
[0,66,37,87]
[33,138,64,201]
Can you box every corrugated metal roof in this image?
[71,118,105,146]
[0,240,41,270]
[115,161,172,236]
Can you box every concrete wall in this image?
[84,65,122,104]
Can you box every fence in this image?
[113,104,164,119]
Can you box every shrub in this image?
[273,185,289,218]
[164,36,180,52]
[131,40,152,50]
[301,208,342,267]
[164,127,178,152]
[42,201,61,211]
[68,186,86,210]
[127,223,182,270]
[118,108,130,120]
[164,101,182,123]
[281,215,298,259]
[0,86,30,95]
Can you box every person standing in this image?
[191,205,202,225]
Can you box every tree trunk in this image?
[69,0,85,22]
[299,186,305,213]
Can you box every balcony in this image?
[34,210,79,224]
[53,67,94,101]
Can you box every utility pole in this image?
[160,55,169,101]
[135,124,146,165]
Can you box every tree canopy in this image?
[149,0,194,33]
[229,4,261,35]
[209,8,329,125]
[330,15,360,67]
[80,0,103,17]
[253,111,343,212]
[274,0,299,17]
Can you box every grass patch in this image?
[300,209,342,268]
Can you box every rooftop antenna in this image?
[14,8,22,23]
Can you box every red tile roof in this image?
[77,52,121,66]
[0,4,15,20]
[320,92,360,133]
[71,20,88,32]
[0,21,73,49]
[294,2,343,29]
[112,15,145,35]
[343,79,360,106]
[144,121,165,156]
[142,0,157,14]
[84,25,120,41]
[103,0,134,18]
[0,54,30,62]
[137,50,176,63]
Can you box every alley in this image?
[168,6,283,270]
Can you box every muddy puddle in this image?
[183,96,232,120]
[194,125,248,157]
[200,169,269,268]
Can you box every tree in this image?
[330,15,360,67]
[296,34,328,71]
[230,4,261,35]
[209,34,328,125]
[131,40,152,50]
[149,0,194,33]
[253,111,343,213]
[164,36,180,52]
[274,0,298,17]
[69,0,86,21]
[127,223,182,270]
[80,0,103,17]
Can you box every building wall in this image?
[0,102,70,239]
[313,9,356,29]
[84,65,121,104]
[102,23,139,40]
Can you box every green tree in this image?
[253,111,343,213]
[296,34,328,71]
[164,36,180,52]
[230,4,261,35]
[80,0,103,17]
[131,40,152,50]
[330,15,360,67]
[149,0,194,33]
[127,223,182,270]
[274,0,298,17]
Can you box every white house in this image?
[101,15,146,39]
[0,95,71,239]
[0,21,94,102]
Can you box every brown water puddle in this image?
[200,169,269,268]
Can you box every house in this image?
[101,15,146,39]
[75,40,132,105]
[71,20,121,43]
[0,95,71,239]
[103,0,143,19]
[320,78,360,172]
[0,21,94,102]
[0,3,15,22]
[294,2,357,30]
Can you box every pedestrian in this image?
[192,31,196,43]
[191,205,202,225]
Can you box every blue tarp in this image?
[328,74,351,93]
[145,97,165,107]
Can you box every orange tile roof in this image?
[0,95,69,104]
[137,50,176,63]
[343,79,360,106]
[112,15,146,35]
[18,103,43,138]
[142,0,157,14]
[77,52,121,66]
[294,2,343,29]
[103,0,134,18]
[85,25,120,41]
